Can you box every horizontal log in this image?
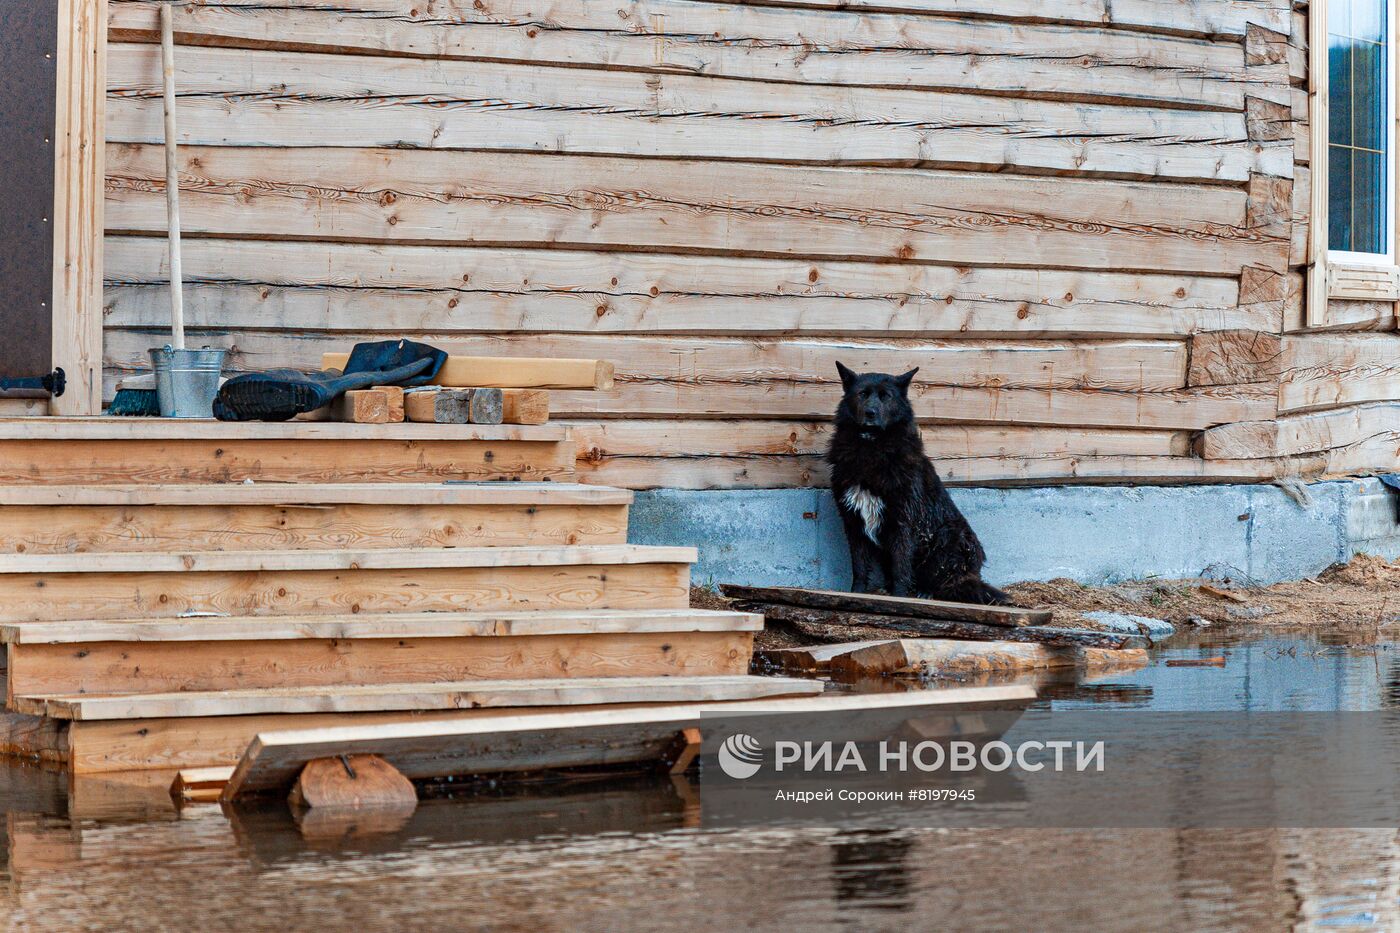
[1200,402,1400,463]
[103,237,1265,339]
[1279,333,1400,413]
[720,584,1050,626]
[104,145,1285,275]
[108,1,1280,109]
[736,602,1150,650]
[107,42,1289,181]
[826,637,1149,677]
[109,0,1288,47]
[115,331,1191,394]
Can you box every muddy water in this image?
[2,628,1398,932]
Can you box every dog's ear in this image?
[835,361,857,392]
[894,368,919,394]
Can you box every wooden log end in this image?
[467,387,504,425]
[288,754,417,811]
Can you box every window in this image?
[1328,0,1396,263]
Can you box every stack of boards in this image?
[723,586,1153,680]
[304,355,615,425]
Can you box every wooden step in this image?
[0,483,631,552]
[0,545,695,622]
[17,674,824,721]
[2,609,762,699]
[0,418,574,484]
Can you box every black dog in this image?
[827,362,1009,605]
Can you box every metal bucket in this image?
[149,346,227,418]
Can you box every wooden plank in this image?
[740,602,1149,650]
[325,353,614,391]
[51,0,108,415]
[104,43,1288,182]
[0,500,630,552]
[107,1,1280,110]
[1,608,763,644]
[0,544,694,575]
[222,686,1037,795]
[103,145,1284,275]
[104,237,1266,339]
[827,638,1148,678]
[8,633,757,706]
[28,674,822,721]
[0,562,690,623]
[0,437,574,485]
[170,765,232,801]
[0,481,628,506]
[720,584,1050,626]
[0,417,567,441]
[1279,334,1400,413]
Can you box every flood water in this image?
[3,628,1399,932]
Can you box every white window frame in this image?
[1326,0,1398,267]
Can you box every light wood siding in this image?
[103,0,1379,489]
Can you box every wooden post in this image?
[1305,2,1329,328]
[659,727,703,774]
[159,3,185,349]
[49,0,106,415]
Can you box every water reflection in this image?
[1,628,1398,932]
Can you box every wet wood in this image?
[105,43,1289,183]
[288,754,416,810]
[659,727,703,775]
[170,766,232,802]
[755,640,896,674]
[722,585,1052,627]
[736,602,1149,650]
[104,145,1283,276]
[827,638,1149,678]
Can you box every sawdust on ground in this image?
[693,554,1400,651]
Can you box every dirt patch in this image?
[694,554,1400,650]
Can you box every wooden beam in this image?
[719,585,1051,627]
[330,388,398,424]
[323,354,614,391]
[1186,330,1282,386]
[1279,334,1400,412]
[500,389,549,425]
[222,686,1037,797]
[0,481,628,507]
[51,0,106,415]
[827,638,1149,678]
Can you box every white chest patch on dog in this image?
[843,486,884,543]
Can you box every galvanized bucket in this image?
[149,346,227,418]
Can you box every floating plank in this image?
[742,602,1149,650]
[104,237,1266,339]
[170,766,233,802]
[108,1,1281,110]
[104,145,1282,275]
[327,353,613,391]
[105,43,1287,182]
[25,674,824,721]
[223,686,1036,796]
[1279,334,1400,413]
[0,607,762,645]
[5,629,755,700]
[827,639,1150,678]
[721,585,1053,627]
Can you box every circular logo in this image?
[717,733,764,779]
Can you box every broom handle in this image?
[160,3,185,350]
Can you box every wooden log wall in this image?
[101,0,1393,489]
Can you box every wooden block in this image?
[323,354,614,390]
[372,386,405,422]
[659,727,703,775]
[331,389,391,424]
[404,388,472,424]
[170,766,234,802]
[500,389,550,425]
[1187,330,1282,387]
[288,754,417,810]
[755,640,896,674]
[467,388,504,425]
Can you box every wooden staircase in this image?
[0,419,817,773]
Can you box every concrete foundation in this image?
[626,478,1400,589]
